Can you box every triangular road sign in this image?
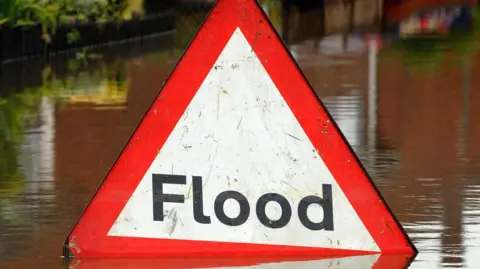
[65,0,416,258]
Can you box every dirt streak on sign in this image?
[65,0,417,258]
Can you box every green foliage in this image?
[67,28,80,44]
[7,0,68,43]
[174,8,207,51]
[3,0,129,44]
[0,0,10,23]
[258,0,282,32]
[105,0,128,23]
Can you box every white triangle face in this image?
[108,28,379,252]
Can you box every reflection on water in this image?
[1,1,480,269]
[0,32,175,267]
[67,254,412,269]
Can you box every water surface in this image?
[1,2,480,268]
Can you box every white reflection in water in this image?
[318,34,365,55]
[19,97,56,200]
[404,220,442,269]
[322,91,363,149]
[464,185,480,268]
[212,255,380,269]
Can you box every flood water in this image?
[1,2,480,269]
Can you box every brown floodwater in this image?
[1,2,480,269]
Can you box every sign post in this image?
[65,0,416,258]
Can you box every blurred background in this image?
[1,0,480,268]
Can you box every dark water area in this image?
[1,1,480,268]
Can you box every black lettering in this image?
[192,176,211,224]
[256,193,291,229]
[214,191,250,226]
[298,184,334,231]
[152,174,186,221]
